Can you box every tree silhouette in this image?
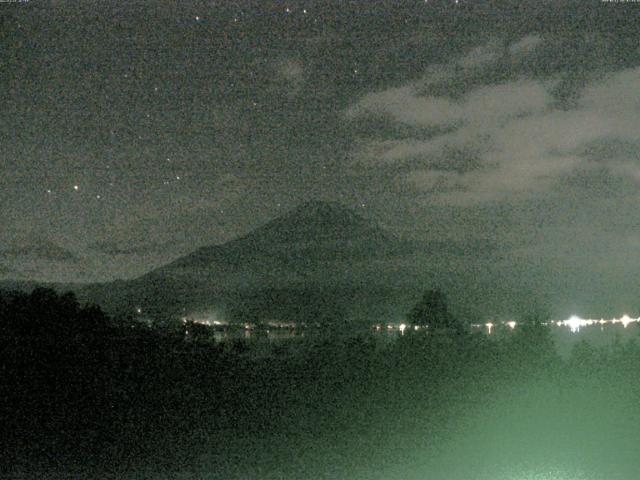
[407,289,460,331]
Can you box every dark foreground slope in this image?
[4,288,640,480]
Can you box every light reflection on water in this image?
[471,315,640,334]
[552,322,639,358]
[468,318,640,357]
[208,321,639,345]
[212,328,303,343]
[194,317,639,360]
[480,321,638,357]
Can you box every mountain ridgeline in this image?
[158,201,403,272]
[79,201,426,326]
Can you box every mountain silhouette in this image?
[79,201,423,325]
[158,200,398,274]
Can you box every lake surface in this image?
[551,322,639,357]
[204,320,640,357]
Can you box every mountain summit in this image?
[241,200,389,245]
[159,201,394,274]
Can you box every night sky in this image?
[2,0,640,318]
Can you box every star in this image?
[73,185,79,191]
[195,16,201,21]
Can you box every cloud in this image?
[404,170,466,194]
[346,35,640,206]
[508,34,543,56]
[408,35,550,98]
[580,67,640,115]
[458,40,502,69]
[347,79,551,129]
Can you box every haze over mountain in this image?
[0,238,92,285]
[1,200,569,323]
[7,199,635,322]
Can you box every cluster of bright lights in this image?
[190,318,224,327]
[181,311,227,327]
[375,323,424,333]
[556,314,638,333]
[472,314,639,333]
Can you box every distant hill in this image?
[77,201,428,326]
[0,279,81,295]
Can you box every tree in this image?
[407,289,460,332]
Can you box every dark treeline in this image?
[2,288,640,479]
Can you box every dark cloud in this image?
[0,239,77,262]
[558,166,637,202]
[579,138,640,163]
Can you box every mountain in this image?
[155,200,404,277]
[0,279,81,294]
[243,200,389,244]
[78,201,426,325]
